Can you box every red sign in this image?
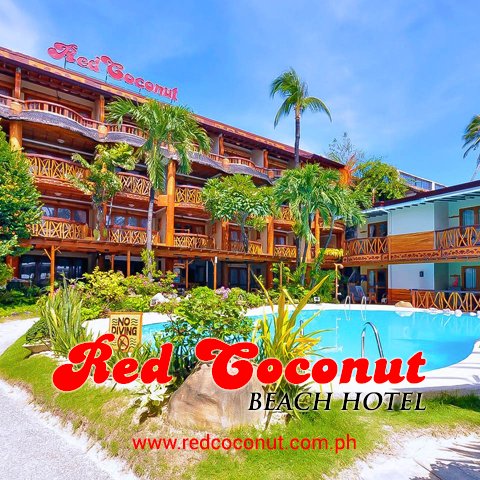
[47,42,178,102]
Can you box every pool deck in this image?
[86,303,480,398]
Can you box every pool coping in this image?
[86,303,480,397]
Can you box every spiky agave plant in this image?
[41,278,92,357]
[253,270,330,426]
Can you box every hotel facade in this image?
[0,45,347,290]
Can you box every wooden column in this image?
[126,249,131,277]
[263,150,269,168]
[266,262,273,289]
[5,256,19,278]
[110,254,115,271]
[165,258,174,272]
[185,259,194,290]
[218,134,224,156]
[44,246,59,295]
[213,257,218,290]
[9,121,22,151]
[267,216,274,255]
[98,95,105,122]
[247,264,251,292]
[165,160,176,247]
[14,68,21,99]
[314,211,321,257]
[221,221,229,250]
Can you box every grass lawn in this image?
[0,335,479,479]
[0,304,40,323]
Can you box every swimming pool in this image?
[142,307,480,373]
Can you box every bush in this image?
[41,280,92,356]
[162,286,253,386]
[113,295,151,312]
[79,268,127,304]
[25,317,49,344]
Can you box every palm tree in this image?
[107,99,210,273]
[270,68,331,168]
[274,164,364,285]
[463,114,480,180]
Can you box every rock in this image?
[395,301,413,308]
[150,293,169,306]
[167,361,264,431]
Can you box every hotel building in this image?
[344,181,480,311]
[0,45,347,290]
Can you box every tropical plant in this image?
[69,143,135,239]
[40,279,92,356]
[161,286,253,387]
[25,317,49,344]
[271,68,331,168]
[328,132,364,165]
[0,127,41,259]
[253,274,329,426]
[463,114,480,180]
[131,382,169,422]
[107,99,210,273]
[0,263,13,287]
[202,174,272,253]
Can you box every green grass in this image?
[0,304,39,322]
[0,336,479,480]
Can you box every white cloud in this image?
[0,0,42,55]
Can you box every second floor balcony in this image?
[344,236,389,261]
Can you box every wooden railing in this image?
[106,122,144,137]
[277,206,295,222]
[435,225,480,250]
[320,248,344,259]
[117,172,151,197]
[229,240,263,255]
[23,100,101,130]
[0,93,13,107]
[28,154,86,183]
[412,289,480,312]
[30,218,89,240]
[174,232,213,249]
[344,237,388,257]
[175,185,203,206]
[274,244,297,258]
[108,227,148,245]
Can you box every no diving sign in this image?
[108,312,143,352]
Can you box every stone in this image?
[167,361,265,431]
[395,301,413,308]
[150,293,169,306]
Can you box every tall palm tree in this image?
[463,114,480,180]
[270,68,331,168]
[107,99,210,272]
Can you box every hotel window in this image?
[460,207,480,226]
[463,266,480,291]
[368,222,387,237]
[174,223,205,234]
[112,214,147,229]
[274,234,287,245]
[41,204,87,223]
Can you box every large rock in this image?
[167,361,264,431]
[395,301,413,308]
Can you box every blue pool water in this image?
[142,308,480,373]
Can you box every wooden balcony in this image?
[344,237,388,261]
[175,185,203,207]
[412,289,480,312]
[30,218,90,240]
[117,172,152,197]
[274,244,297,258]
[108,227,149,245]
[28,154,86,184]
[174,232,213,249]
[229,240,263,255]
[276,206,295,223]
[435,225,480,254]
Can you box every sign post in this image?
[108,312,143,352]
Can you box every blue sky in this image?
[0,0,478,185]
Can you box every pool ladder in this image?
[361,321,384,359]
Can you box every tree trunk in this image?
[146,186,155,279]
[295,235,301,267]
[324,213,335,250]
[294,112,301,168]
[240,218,249,254]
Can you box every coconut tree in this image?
[107,99,210,273]
[463,114,480,180]
[270,68,331,168]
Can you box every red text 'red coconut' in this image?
[52,335,426,392]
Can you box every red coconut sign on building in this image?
[47,42,178,101]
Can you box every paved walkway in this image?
[0,318,137,480]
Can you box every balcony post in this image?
[14,67,21,99]
[314,211,320,257]
[267,216,274,255]
[126,249,131,277]
[266,262,273,289]
[218,134,224,156]
[110,254,115,271]
[263,150,269,168]
[165,160,176,247]
[9,121,22,151]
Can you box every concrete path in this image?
[0,318,137,480]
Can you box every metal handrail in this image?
[361,322,384,358]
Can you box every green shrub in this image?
[41,280,92,357]
[0,263,13,287]
[123,272,176,297]
[25,317,49,344]
[113,295,151,312]
[79,268,127,304]
[162,286,253,386]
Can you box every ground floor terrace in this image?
[348,260,480,311]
